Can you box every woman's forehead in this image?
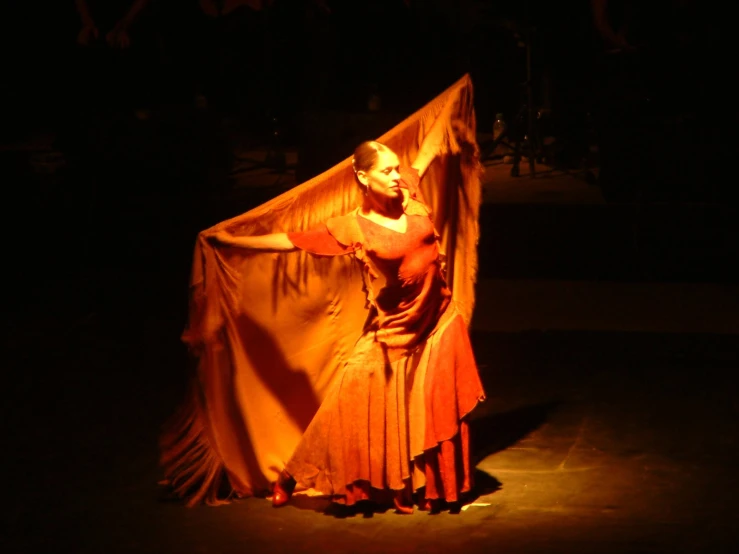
[374,150,399,168]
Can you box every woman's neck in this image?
[363,193,404,219]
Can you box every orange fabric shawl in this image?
[160,74,482,506]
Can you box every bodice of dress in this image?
[357,212,439,287]
[355,212,450,349]
[287,167,452,354]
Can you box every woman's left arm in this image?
[411,130,442,179]
[411,98,457,178]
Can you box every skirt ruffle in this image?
[285,304,485,505]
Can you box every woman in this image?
[160,74,483,511]
[209,134,485,513]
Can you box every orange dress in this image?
[159,75,483,508]
[285,168,485,504]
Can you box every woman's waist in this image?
[374,267,446,309]
[371,294,456,356]
[373,281,451,330]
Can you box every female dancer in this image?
[210,135,485,513]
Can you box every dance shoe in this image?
[393,491,414,514]
[272,470,296,508]
[418,497,440,513]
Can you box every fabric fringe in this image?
[159,386,233,507]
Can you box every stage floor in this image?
[5,269,738,554]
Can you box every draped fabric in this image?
[160,74,483,506]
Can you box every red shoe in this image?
[418,497,440,513]
[272,470,296,508]
[393,491,414,514]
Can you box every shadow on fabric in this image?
[235,310,323,433]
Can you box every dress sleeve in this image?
[399,166,425,204]
[400,166,432,216]
[287,223,356,256]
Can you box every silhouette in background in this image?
[73,0,159,115]
[186,1,270,129]
[75,0,151,50]
[158,0,336,146]
[588,0,653,202]
[534,2,596,170]
[589,0,730,202]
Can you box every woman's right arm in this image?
[209,231,297,252]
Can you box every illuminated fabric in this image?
[160,74,484,506]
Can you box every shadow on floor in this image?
[470,401,562,466]
[277,468,503,519]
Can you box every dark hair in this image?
[352,141,390,173]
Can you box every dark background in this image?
[2,2,738,551]
[3,0,737,282]
[3,0,736,297]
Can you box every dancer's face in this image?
[358,150,402,201]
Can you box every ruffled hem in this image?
[285,304,484,504]
[413,419,473,502]
[325,418,474,506]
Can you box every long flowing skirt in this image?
[285,303,485,505]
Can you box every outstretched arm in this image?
[208,231,297,252]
